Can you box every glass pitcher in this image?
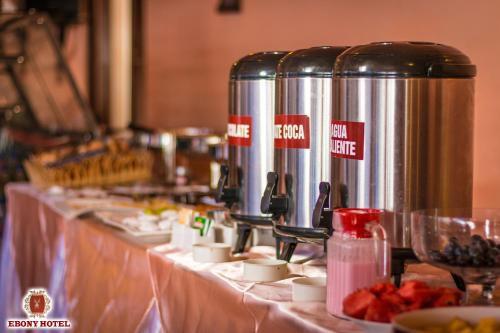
[326,208,391,316]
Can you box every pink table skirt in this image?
[0,184,160,333]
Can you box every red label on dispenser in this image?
[331,120,365,160]
[227,115,252,146]
[274,115,310,149]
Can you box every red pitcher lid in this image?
[334,208,384,238]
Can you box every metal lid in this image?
[277,46,350,78]
[230,51,289,80]
[335,41,476,78]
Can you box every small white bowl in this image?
[292,277,326,302]
[393,306,500,333]
[243,259,288,282]
[192,243,231,263]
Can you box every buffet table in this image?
[2,183,492,333]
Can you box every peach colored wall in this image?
[139,0,500,208]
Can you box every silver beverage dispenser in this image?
[319,41,476,285]
[216,51,289,253]
[260,46,349,261]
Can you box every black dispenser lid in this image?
[335,41,476,78]
[230,51,289,80]
[278,46,350,78]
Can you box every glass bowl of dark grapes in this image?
[411,209,500,305]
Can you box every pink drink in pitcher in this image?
[326,209,391,317]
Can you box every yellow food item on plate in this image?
[473,318,499,333]
[424,317,499,333]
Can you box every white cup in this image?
[243,259,288,282]
[172,223,216,250]
[192,243,232,263]
[292,277,326,302]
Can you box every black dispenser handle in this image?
[260,172,288,219]
[215,165,229,202]
[261,172,278,214]
[312,182,333,235]
[215,165,239,207]
[233,223,252,254]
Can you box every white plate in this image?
[109,185,167,196]
[171,223,216,250]
[95,211,172,238]
[346,316,392,333]
[53,198,138,218]
[393,306,500,333]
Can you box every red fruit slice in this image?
[397,280,431,302]
[364,299,391,323]
[343,289,376,319]
[411,289,439,308]
[398,280,429,292]
[369,283,397,297]
[380,292,406,312]
[432,290,461,307]
[406,297,426,311]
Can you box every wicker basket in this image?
[24,149,153,188]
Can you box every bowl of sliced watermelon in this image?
[342,281,462,333]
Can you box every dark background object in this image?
[0,13,96,134]
[87,0,109,125]
[217,0,241,13]
[24,0,80,44]
[131,0,143,127]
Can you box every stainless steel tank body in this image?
[328,42,476,250]
[260,46,349,260]
[216,51,289,253]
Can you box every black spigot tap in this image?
[260,172,288,219]
[215,165,239,208]
[312,182,334,236]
